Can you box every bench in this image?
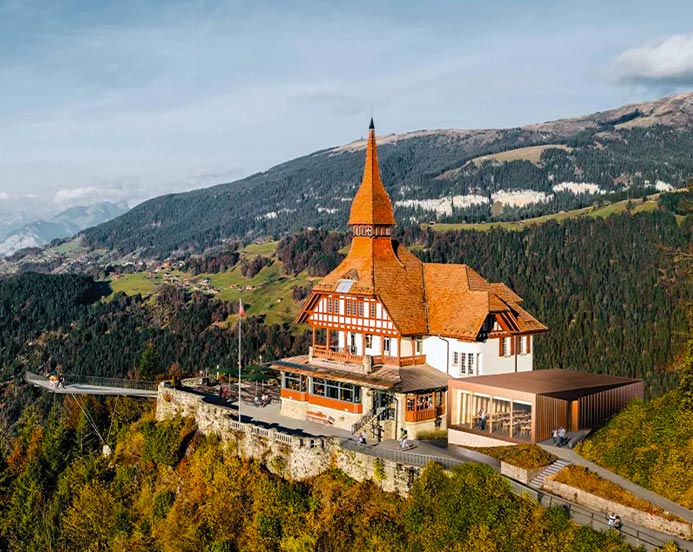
[306,411,333,425]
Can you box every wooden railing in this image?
[312,347,426,367]
[313,345,363,364]
[372,354,426,367]
[404,408,438,422]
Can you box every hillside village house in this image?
[271,119,643,443]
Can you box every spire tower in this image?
[348,119,396,236]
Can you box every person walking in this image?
[552,428,558,445]
[558,426,567,447]
[400,429,409,449]
[607,512,617,530]
[359,430,367,446]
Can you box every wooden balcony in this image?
[313,345,363,364]
[404,408,438,422]
[313,345,427,367]
[372,354,426,367]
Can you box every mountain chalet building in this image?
[271,120,643,445]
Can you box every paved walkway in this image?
[540,443,693,525]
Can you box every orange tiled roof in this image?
[295,119,547,340]
[305,235,428,335]
[347,120,396,227]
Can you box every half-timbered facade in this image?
[272,119,547,439]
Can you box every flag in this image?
[238,299,245,317]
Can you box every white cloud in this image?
[54,185,129,205]
[0,192,10,200]
[615,34,693,86]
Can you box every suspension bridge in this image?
[24,370,158,398]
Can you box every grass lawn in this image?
[241,241,279,258]
[469,144,572,166]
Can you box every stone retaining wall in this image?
[544,477,693,540]
[157,385,420,495]
[501,462,545,485]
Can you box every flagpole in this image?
[238,297,242,422]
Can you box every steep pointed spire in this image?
[348,119,396,228]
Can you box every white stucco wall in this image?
[422,335,533,376]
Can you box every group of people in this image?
[551,426,568,447]
[253,393,270,407]
[607,512,623,531]
[48,372,65,389]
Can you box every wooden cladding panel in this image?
[578,382,644,429]
[534,395,568,443]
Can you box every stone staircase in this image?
[529,459,571,490]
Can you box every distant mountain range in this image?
[82,92,693,258]
[0,201,129,257]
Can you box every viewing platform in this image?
[25,371,158,398]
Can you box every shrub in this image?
[464,444,557,469]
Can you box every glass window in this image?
[383,337,391,354]
[358,302,364,316]
[415,338,423,354]
[365,335,373,348]
[467,353,474,374]
[310,377,360,403]
[283,373,305,392]
[453,352,459,366]
[502,337,511,356]
[370,303,377,318]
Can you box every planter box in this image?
[544,477,693,540]
[501,461,546,484]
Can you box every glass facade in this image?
[457,391,532,441]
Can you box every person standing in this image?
[400,429,409,449]
[607,512,617,530]
[552,428,558,445]
[359,430,367,446]
[558,426,567,447]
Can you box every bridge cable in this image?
[105,395,119,445]
[69,393,107,447]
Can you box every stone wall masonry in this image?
[500,462,545,485]
[157,385,420,496]
[544,477,693,540]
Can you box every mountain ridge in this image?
[83,91,693,258]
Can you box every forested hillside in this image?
[82,92,693,258]
[414,209,691,394]
[0,402,667,551]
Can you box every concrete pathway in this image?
[540,443,693,525]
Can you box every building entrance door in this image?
[569,400,579,432]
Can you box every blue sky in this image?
[1,0,693,210]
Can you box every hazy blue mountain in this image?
[0,200,129,257]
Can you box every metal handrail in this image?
[25,370,157,391]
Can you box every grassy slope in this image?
[105,241,314,325]
[575,392,693,509]
[470,144,572,166]
[431,196,663,232]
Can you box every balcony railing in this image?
[372,354,426,367]
[313,346,426,367]
[313,345,363,364]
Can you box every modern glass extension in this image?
[457,390,532,441]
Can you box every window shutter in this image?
[527,335,531,354]
[499,337,503,356]
[510,336,515,355]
